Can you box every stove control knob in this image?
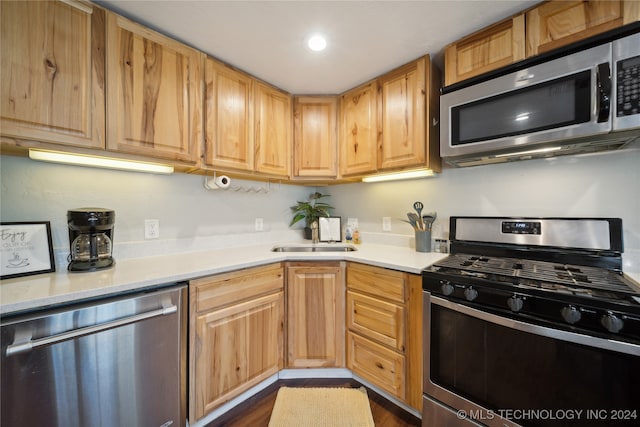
[561,305,582,324]
[507,295,524,312]
[601,312,624,333]
[440,281,454,296]
[464,287,478,301]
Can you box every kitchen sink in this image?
[271,245,357,252]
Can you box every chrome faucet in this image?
[311,221,319,244]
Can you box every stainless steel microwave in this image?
[440,31,640,167]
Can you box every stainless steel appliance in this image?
[422,217,640,427]
[67,208,115,272]
[440,27,640,167]
[1,284,187,427]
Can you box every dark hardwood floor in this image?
[205,378,422,427]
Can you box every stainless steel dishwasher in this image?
[1,284,187,427]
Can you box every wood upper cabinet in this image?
[444,14,525,86]
[0,0,105,149]
[203,57,253,170]
[254,82,292,177]
[286,262,345,367]
[340,81,379,177]
[345,262,424,411]
[378,55,440,172]
[293,96,338,179]
[189,264,284,421]
[526,0,639,56]
[106,12,200,163]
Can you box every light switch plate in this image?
[347,218,358,229]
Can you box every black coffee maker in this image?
[67,208,115,272]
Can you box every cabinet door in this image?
[340,81,378,177]
[0,0,105,149]
[444,14,525,86]
[254,82,292,177]
[526,0,625,56]
[378,58,426,170]
[293,96,338,178]
[193,293,283,419]
[106,12,200,163]
[287,263,345,367]
[203,57,253,170]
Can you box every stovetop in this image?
[432,253,640,301]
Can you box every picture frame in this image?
[1,221,55,280]
[319,216,342,242]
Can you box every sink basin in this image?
[272,245,357,252]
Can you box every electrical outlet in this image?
[382,217,392,231]
[347,218,358,229]
[255,218,264,231]
[144,219,160,239]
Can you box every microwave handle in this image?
[596,62,611,123]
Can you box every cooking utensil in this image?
[406,212,420,229]
[422,212,437,230]
[413,202,425,230]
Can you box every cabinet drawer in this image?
[347,263,406,303]
[347,332,405,399]
[191,263,284,313]
[347,291,405,351]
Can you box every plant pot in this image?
[303,227,312,240]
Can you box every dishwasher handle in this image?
[6,304,177,357]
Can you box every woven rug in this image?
[268,386,375,427]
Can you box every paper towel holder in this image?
[203,172,274,193]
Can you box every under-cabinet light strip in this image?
[29,149,174,174]
[362,169,434,183]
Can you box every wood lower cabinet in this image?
[340,81,379,177]
[293,96,338,179]
[378,55,441,173]
[189,264,284,421]
[286,262,345,367]
[346,262,424,411]
[0,0,105,149]
[526,0,639,56]
[106,12,200,164]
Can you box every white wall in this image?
[0,155,314,264]
[1,148,639,271]
[325,149,640,272]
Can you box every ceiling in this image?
[97,0,537,94]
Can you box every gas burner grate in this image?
[435,254,637,295]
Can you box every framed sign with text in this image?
[319,217,342,242]
[1,222,55,280]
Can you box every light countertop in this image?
[0,243,448,316]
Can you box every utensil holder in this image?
[415,230,431,252]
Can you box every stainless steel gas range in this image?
[422,217,640,427]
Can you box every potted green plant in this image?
[290,192,334,240]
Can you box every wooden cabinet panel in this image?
[0,0,105,149]
[347,263,406,303]
[340,81,379,176]
[204,58,253,170]
[347,332,405,399]
[191,263,284,313]
[286,262,345,367]
[293,96,338,178]
[526,0,625,56]
[193,292,283,418]
[347,291,405,351]
[254,82,292,177]
[444,14,525,86]
[379,56,437,171]
[106,12,200,163]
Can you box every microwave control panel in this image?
[616,55,640,117]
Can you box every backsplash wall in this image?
[1,148,639,272]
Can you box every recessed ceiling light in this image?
[307,34,327,52]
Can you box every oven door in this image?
[423,293,640,427]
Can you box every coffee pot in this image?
[67,208,115,272]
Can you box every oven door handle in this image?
[430,296,640,356]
